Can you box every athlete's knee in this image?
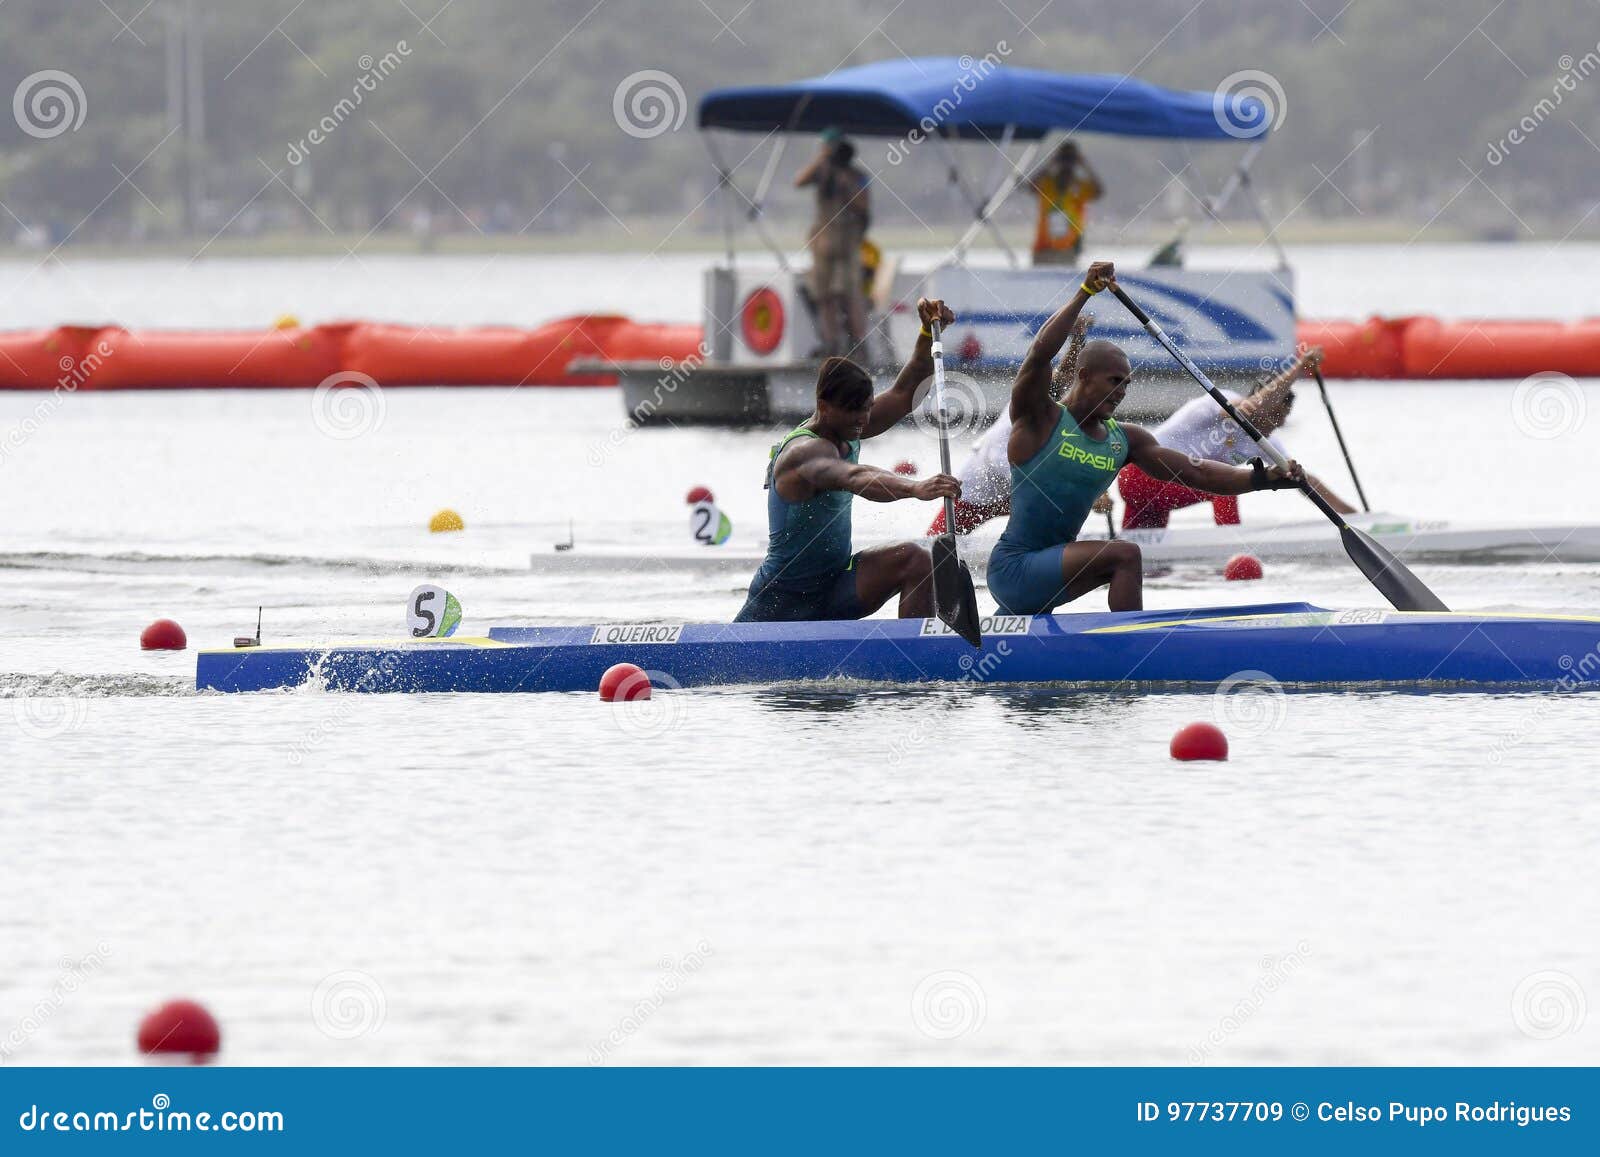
[1108,540,1142,569]
[900,541,934,579]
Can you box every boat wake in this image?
[0,549,530,579]
[0,670,191,700]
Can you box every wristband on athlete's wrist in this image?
[1250,457,1297,491]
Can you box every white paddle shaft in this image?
[928,322,957,531]
[1128,307,1291,470]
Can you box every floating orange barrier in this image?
[0,315,1591,389]
[1298,316,1600,379]
[0,325,108,390]
[1295,316,1412,379]
[0,317,700,390]
[1397,317,1600,379]
[601,320,704,366]
[343,323,561,386]
[341,316,703,386]
[90,324,351,390]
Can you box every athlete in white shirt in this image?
[1116,346,1354,529]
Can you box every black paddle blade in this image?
[1340,524,1449,612]
[931,534,983,647]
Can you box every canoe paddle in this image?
[1311,365,1371,512]
[927,320,984,646]
[1109,284,1448,613]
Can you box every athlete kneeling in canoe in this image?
[735,298,963,622]
[1116,345,1357,529]
[989,261,1304,614]
[926,310,1099,536]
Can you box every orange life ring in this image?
[740,288,784,355]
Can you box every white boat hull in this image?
[528,513,1600,575]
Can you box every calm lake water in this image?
[0,246,1596,1065]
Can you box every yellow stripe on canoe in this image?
[198,636,512,655]
[1088,610,1600,635]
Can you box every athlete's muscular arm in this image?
[1050,311,1094,398]
[863,298,956,437]
[775,437,962,504]
[1011,260,1114,431]
[1258,345,1317,394]
[1124,424,1303,495]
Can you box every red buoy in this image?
[137,998,220,1059]
[1171,722,1229,762]
[1223,554,1264,582]
[599,662,652,702]
[893,460,918,476]
[140,619,187,650]
[685,485,714,505]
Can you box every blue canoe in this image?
[195,603,1600,694]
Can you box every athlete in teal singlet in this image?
[989,260,1306,615]
[735,298,963,623]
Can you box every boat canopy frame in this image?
[695,57,1283,271]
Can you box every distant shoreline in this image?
[0,217,1557,261]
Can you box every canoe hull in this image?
[195,603,1600,694]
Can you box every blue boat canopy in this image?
[697,57,1269,142]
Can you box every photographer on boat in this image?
[1029,141,1102,266]
[1115,346,1357,529]
[988,261,1305,615]
[735,299,962,623]
[795,128,872,359]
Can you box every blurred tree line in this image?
[0,0,1595,246]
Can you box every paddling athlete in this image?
[1116,345,1357,529]
[927,310,1100,536]
[988,261,1305,614]
[734,298,963,623]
